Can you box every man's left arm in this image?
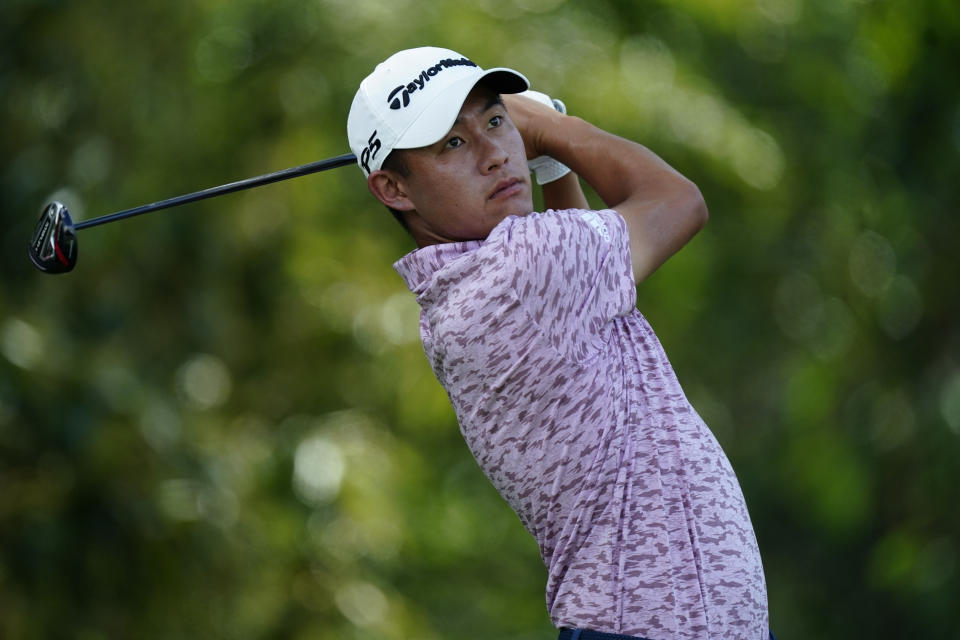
[505,93,707,284]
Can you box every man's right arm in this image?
[541,171,589,211]
[504,95,708,284]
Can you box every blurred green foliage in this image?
[2,0,959,638]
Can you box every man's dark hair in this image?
[381,150,411,231]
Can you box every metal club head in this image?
[29,201,78,274]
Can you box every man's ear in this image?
[367,170,415,212]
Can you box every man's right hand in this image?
[503,93,565,161]
[504,92,589,211]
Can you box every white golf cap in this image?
[347,46,529,176]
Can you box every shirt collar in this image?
[393,240,483,294]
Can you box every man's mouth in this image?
[488,177,524,201]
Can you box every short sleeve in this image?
[494,209,637,362]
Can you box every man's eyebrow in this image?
[453,95,505,126]
[485,95,505,111]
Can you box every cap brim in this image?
[393,67,529,150]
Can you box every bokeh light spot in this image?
[620,35,676,100]
[139,400,182,452]
[729,126,785,190]
[849,230,896,297]
[869,388,916,450]
[158,479,201,521]
[69,136,112,188]
[293,434,345,506]
[176,354,232,410]
[334,581,389,628]
[1,318,44,370]
[876,275,923,339]
[380,291,421,346]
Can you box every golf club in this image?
[28,152,357,274]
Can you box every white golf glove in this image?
[519,90,572,185]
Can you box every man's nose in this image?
[477,135,509,174]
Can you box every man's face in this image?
[393,85,534,244]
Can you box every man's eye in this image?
[445,137,464,149]
[489,115,503,128]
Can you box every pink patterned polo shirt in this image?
[394,208,768,639]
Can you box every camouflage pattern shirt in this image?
[394,208,768,639]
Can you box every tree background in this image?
[2,0,958,638]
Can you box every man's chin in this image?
[505,195,536,218]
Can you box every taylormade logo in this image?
[387,57,478,110]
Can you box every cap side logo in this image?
[360,131,382,174]
[386,57,478,110]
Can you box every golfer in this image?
[348,47,770,640]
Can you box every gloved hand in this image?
[518,90,572,185]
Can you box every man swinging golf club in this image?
[348,47,770,640]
